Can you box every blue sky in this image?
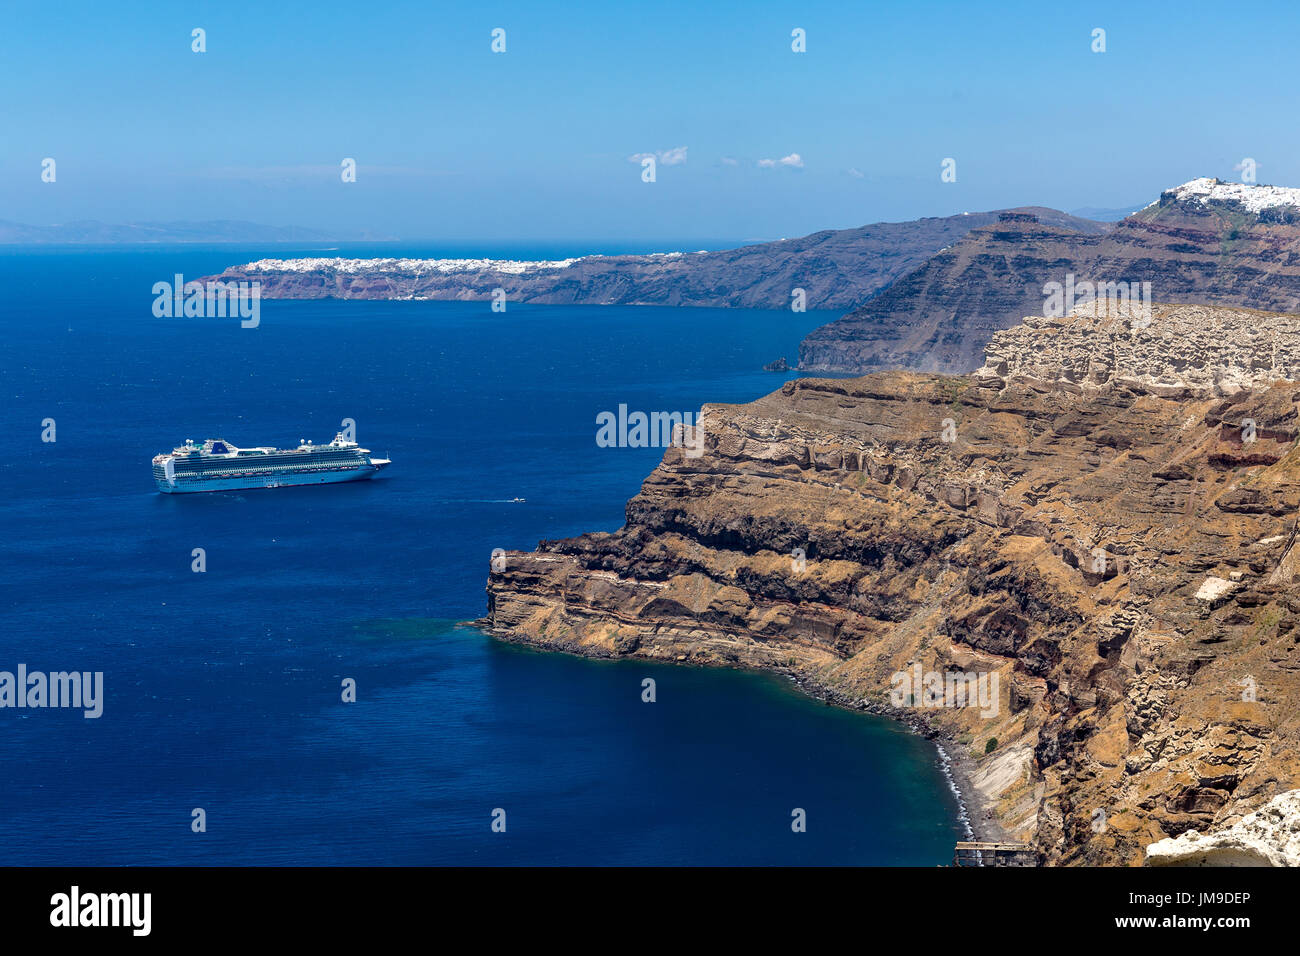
[3,0,1299,241]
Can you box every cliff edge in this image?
[484,300,1300,865]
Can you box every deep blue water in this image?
[0,243,963,865]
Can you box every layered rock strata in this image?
[800,178,1300,374]
[484,301,1300,865]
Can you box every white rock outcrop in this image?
[977,302,1300,395]
[1145,790,1300,866]
[1194,577,1235,602]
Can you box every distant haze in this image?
[0,219,388,244]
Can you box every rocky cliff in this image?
[202,207,1105,311]
[800,178,1300,374]
[1145,788,1300,866]
[979,302,1300,396]
[484,300,1300,865]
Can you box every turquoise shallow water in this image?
[0,243,963,864]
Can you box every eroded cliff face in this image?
[800,178,1300,375]
[1145,789,1300,866]
[484,302,1300,865]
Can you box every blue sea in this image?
[0,242,964,865]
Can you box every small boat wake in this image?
[434,496,528,504]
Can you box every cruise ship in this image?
[152,433,391,493]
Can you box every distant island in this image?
[201,208,1108,313]
[204,178,1300,380]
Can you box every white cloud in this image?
[720,156,740,166]
[658,146,688,166]
[628,146,688,166]
[758,153,804,169]
[847,167,864,178]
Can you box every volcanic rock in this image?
[1145,789,1300,866]
[484,301,1300,865]
[800,178,1300,374]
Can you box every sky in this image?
[3,0,1300,242]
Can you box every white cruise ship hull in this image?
[152,434,390,494]
[154,462,389,494]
